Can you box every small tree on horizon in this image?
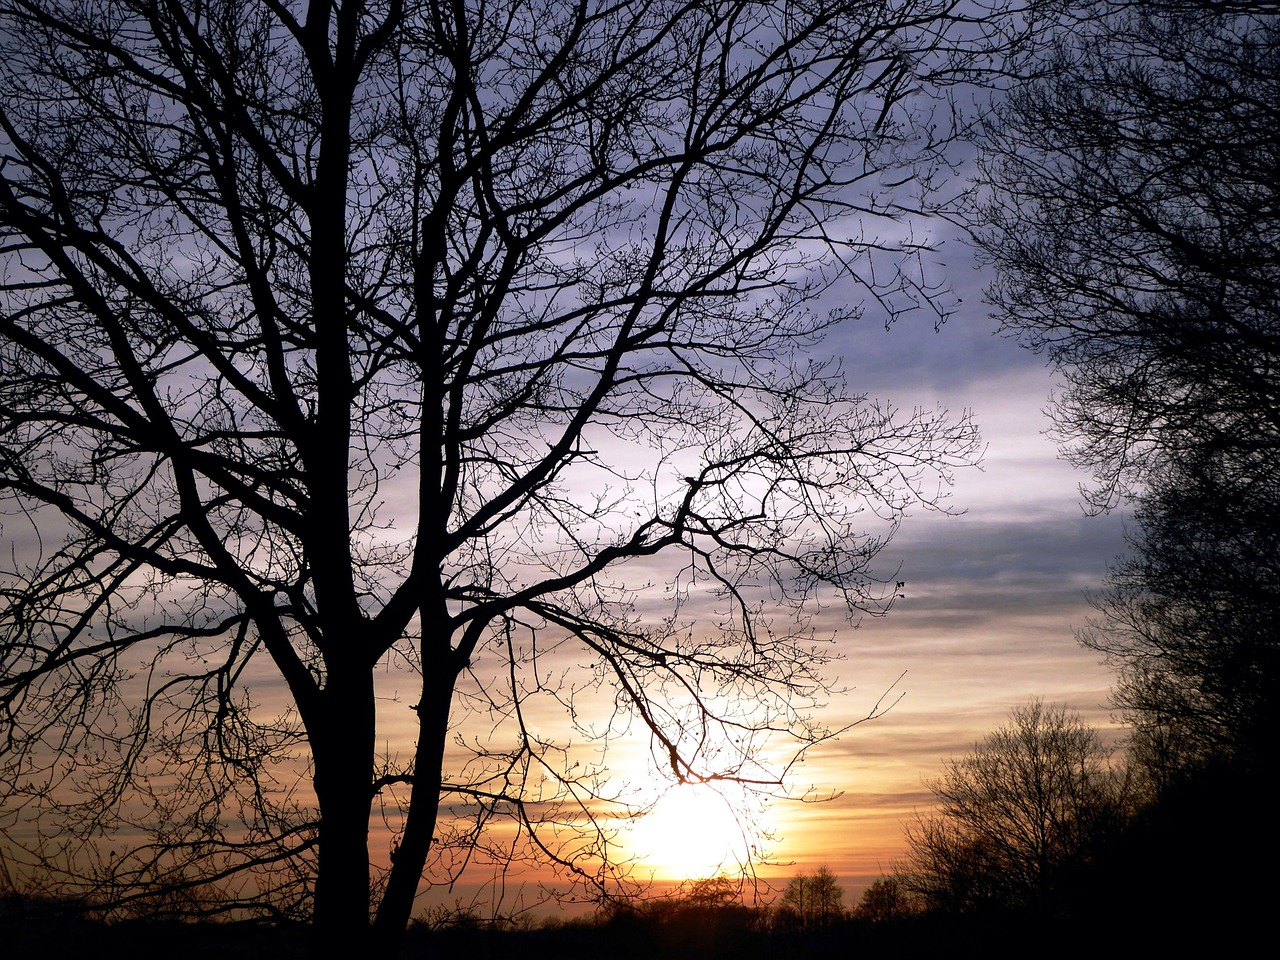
[778,865,844,930]
[855,875,916,923]
[904,700,1131,916]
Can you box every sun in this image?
[628,782,750,880]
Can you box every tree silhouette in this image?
[855,875,915,922]
[1,0,999,944]
[976,0,1280,508]
[974,0,1280,772]
[779,865,843,930]
[1083,452,1280,775]
[904,701,1130,916]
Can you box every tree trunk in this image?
[311,665,377,942]
[373,668,456,946]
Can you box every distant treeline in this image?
[7,851,1265,960]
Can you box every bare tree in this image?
[904,701,1130,916]
[974,0,1280,770]
[976,0,1280,508]
[1082,452,1280,776]
[855,874,916,922]
[778,864,843,930]
[0,0,1000,945]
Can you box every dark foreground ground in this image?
[3,896,1265,960]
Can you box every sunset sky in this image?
[0,2,1158,927]
[0,126,1137,929]
[755,264,1130,897]
[416,222,1132,915]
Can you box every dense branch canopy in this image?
[975,0,1280,778]
[976,0,1280,507]
[1,0,999,931]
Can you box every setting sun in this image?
[627,783,752,880]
